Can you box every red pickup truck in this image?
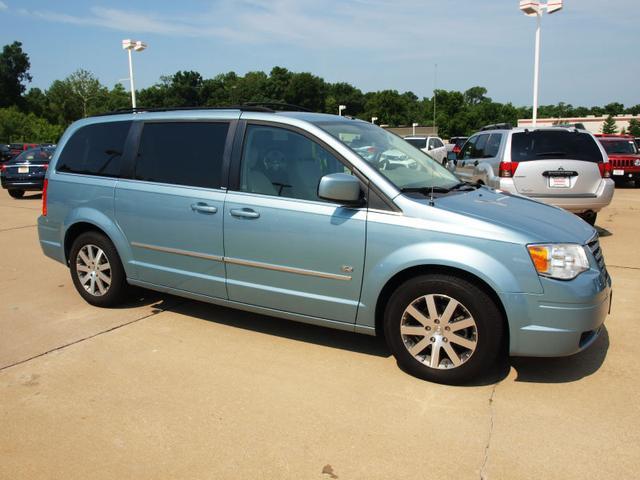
[595,134,640,187]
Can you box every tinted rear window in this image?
[405,138,426,149]
[511,131,602,162]
[57,121,131,177]
[600,140,638,155]
[134,122,229,189]
[10,148,54,164]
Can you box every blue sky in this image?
[1,0,637,108]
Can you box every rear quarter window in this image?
[511,131,602,162]
[406,138,427,149]
[57,121,132,177]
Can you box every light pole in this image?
[519,1,563,127]
[371,117,378,124]
[433,63,437,130]
[122,39,147,109]
[338,105,346,116]
[412,123,419,136]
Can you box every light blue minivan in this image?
[37,107,612,383]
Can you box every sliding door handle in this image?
[230,208,260,219]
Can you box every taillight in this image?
[42,179,48,216]
[499,161,519,177]
[0,164,6,173]
[598,162,611,178]
[453,145,461,154]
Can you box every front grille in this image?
[587,234,609,281]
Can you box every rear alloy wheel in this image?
[69,231,128,307]
[8,189,25,199]
[384,274,504,384]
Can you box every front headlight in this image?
[634,159,640,167]
[527,244,589,280]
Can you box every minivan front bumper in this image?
[501,269,611,357]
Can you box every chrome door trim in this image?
[131,241,224,262]
[225,256,352,281]
[131,242,352,281]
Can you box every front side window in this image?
[135,122,229,188]
[57,121,131,177]
[240,125,349,201]
[434,138,445,149]
[315,120,459,191]
[459,136,477,160]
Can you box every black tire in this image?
[578,211,597,226]
[8,189,25,199]
[384,274,504,384]
[69,231,128,307]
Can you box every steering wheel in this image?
[263,149,287,172]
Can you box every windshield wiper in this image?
[400,186,452,194]
[535,151,566,156]
[448,181,480,191]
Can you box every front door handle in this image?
[191,202,218,214]
[230,208,260,219]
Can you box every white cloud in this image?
[0,1,8,11]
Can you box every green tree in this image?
[0,41,32,108]
[67,69,108,117]
[627,118,640,137]
[0,107,63,143]
[601,115,618,134]
[284,72,326,111]
[603,102,624,116]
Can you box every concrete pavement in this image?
[0,188,638,479]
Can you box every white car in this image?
[404,136,447,164]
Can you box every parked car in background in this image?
[454,125,614,225]
[595,134,640,187]
[38,108,610,384]
[1,146,55,198]
[0,145,12,163]
[446,136,468,156]
[8,143,38,158]
[403,135,447,164]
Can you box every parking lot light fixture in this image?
[412,122,419,136]
[338,105,347,116]
[371,116,378,124]
[122,39,147,109]
[519,1,563,127]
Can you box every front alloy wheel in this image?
[400,294,478,369]
[384,274,504,384]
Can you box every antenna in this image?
[429,185,435,206]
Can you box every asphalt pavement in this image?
[1,187,638,479]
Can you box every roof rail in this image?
[89,104,276,118]
[480,123,512,131]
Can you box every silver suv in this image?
[404,136,447,165]
[453,126,615,225]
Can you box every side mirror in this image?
[318,173,362,205]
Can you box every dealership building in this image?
[518,114,640,134]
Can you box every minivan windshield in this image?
[315,121,460,191]
[600,139,638,155]
[511,130,602,162]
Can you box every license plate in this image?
[549,176,570,188]
[613,169,624,176]
[18,166,29,174]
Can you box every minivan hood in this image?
[423,187,596,244]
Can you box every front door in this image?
[115,120,234,299]
[223,123,367,324]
